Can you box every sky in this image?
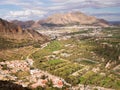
[0,0,120,21]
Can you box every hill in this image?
[39,12,109,27]
[0,18,49,50]
[0,18,48,41]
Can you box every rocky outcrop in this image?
[0,18,22,34]
[0,18,48,41]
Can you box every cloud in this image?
[9,10,46,16]
[46,0,120,14]
[92,12,120,16]
[96,15,120,21]
[4,9,47,20]
[0,0,44,9]
[0,0,120,21]
[1,0,119,10]
[51,0,120,9]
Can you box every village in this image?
[0,59,67,89]
[0,59,115,90]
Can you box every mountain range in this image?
[0,18,48,42]
[0,11,110,41]
[11,12,109,29]
[109,21,120,26]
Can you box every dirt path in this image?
[26,42,50,60]
[26,48,40,60]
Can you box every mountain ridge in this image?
[11,12,109,29]
[0,18,48,42]
[40,12,109,27]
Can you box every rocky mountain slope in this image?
[0,18,48,41]
[39,12,109,27]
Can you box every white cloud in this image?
[97,15,120,21]
[0,0,43,8]
[0,0,119,21]
[50,0,120,8]
[10,10,46,16]
[4,9,47,20]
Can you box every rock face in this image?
[0,18,48,41]
[0,18,22,34]
[39,12,109,27]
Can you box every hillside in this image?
[0,18,49,50]
[0,18,22,34]
[39,12,109,27]
[0,18,48,41]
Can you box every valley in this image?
[0,25,120,90]
[0,10,120,90]
[30,27,120,90]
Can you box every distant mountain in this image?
[11,12,109,29]
[11,20,35,29]
[11,20,42,29]
[0,18,48,41]
[109,21,120,26]
[39,12,109,27]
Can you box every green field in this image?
[0,27,120,90]
[30,27,120,89]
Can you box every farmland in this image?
[30,27,120,90]
[0,27,120,90]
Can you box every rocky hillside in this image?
[0,18,48,41]
[39,12,109,27]
[0,18,22,34]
